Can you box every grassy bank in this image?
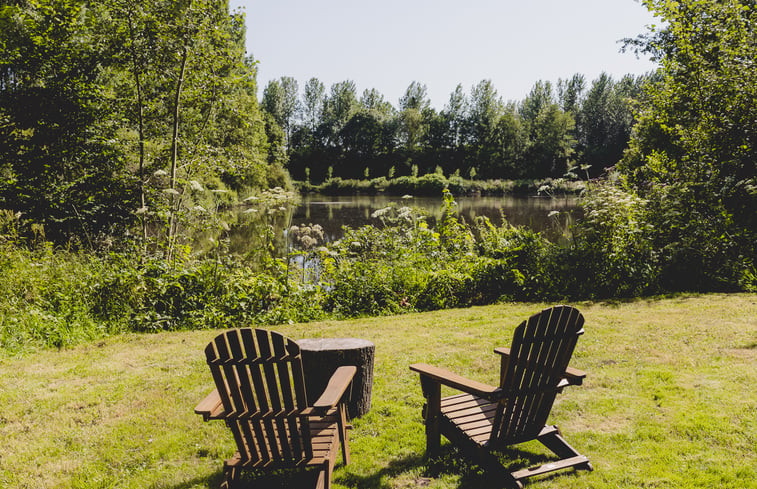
[1,294,755,488]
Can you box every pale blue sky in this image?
[229,0,659,109]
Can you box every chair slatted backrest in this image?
[204,328,313,466]
[491,305,584,445]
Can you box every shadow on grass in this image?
[156,470,225,489]
[335,453,426,488]
[158,467,327,489]
[154,446,583,489]
[589,291,727,308]
[336,444,563,489]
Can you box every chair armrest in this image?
[563,367,587,385]
[312,366,357,410]
[494,347,587,386]
[194,389,226,421]
[409,363,502,400]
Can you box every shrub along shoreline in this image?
[295,174,585,196]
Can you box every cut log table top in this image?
[298,338,375,351]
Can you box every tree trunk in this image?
[167,48,188,263]
[125,8,148,249]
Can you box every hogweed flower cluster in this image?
[289,223,325,250]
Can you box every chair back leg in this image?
[338,404,351,465]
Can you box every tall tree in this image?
[397,82,433,153]
[113,0,265,259]
[262,79,286,130]
[0,0,274,250]
[322,80,358,146]
[557,73,586,114]
[467,80,503,177]
[279,76,299,147]
[490,104,528,178]
[443,84,468,148]
[360,88,394,117]
[576,73,646,175]
[398,81,431,111]
[520,81,575,177]
[302,77,325,132]
[519,80,554,123]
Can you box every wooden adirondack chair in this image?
[410,305,592,488]
[195,328,356,489]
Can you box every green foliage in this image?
[321,194,534,317]
[437,189,474,253]
[0,246,126,352]
[0,0,138,243]
[473,215,547,299]
[120,257,322,331]
[325,260,419,317]
[0,0,280,248]
[575,73,646,176]
[415,269,471,311]
[549,183,658,299]
[3,175,755,353]
[620,0,757,291]
[0,239,327,351]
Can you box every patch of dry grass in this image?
[0,294,755,488]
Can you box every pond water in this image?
[290,194,580,242]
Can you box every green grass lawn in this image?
[1,294,755,488]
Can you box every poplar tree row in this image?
[261,73,651,183]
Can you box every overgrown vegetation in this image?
[0,0,755,354]
[3,181,752,353]
[619,0,757,292]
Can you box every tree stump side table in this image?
[297,338,375,418]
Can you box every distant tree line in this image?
[261,73,652,183]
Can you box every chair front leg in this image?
[419,375,442,457]
[319,460,330,489]
[220,463,238,489]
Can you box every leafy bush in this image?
[415,269,471,311]
[0,246,126,352]
[467,257,525,304]
[618,0,757,294]
[559,183,658,298]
